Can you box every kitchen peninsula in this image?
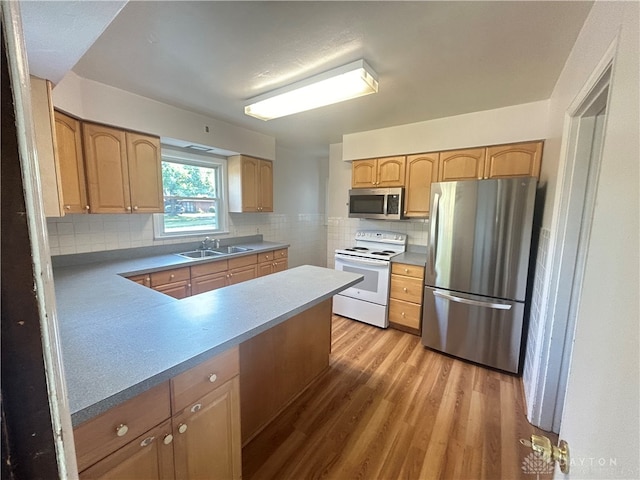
[53,243,362,477]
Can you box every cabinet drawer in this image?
[274,248,288,259]
[389,298,422,330]
[228,254,257,269]
[228,265,257,285]
[171,346,239,413]
[390,275,423,303]
[257,250,275,263]
[391,262,425,280]
[190,260,228,278]
[150,267,190,287]
[191,271,228,295]
[74,381,171,472]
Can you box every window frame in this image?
[153,146,229,240]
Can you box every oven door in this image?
[334,253,390,305]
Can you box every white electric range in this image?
[333,230,407,328]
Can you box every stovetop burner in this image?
[335,230,407,261]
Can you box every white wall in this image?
[342,100,550,160]
[523,1,639,476]
[53,71,275,160]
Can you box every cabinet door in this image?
[377,156,406,187]
[126,132,163,213]
[484,141,543,179]
[172,378,242,480]
[438,148,486,181]
[54,111,89,214]
[257,261,273,277]
[272,258,288,274]
[227,265,257,285]
[258,159,273,212]
[351,159,377,188]
[404,153,439,217]
[240,156,259,212]
[83,123,131,213]
[191,271,228,295]
[79,420,174,480]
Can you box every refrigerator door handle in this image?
[429,192,440,274]
[433,290,513,310]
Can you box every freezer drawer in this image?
[421,287,525,373]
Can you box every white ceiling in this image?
[21,1,593,155]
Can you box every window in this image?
[154,147,227,238]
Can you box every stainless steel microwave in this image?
[348,187,404,220]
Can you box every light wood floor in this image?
[243,315,555,480]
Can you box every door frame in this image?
[528,37,618,432]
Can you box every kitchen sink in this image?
[211,246,253,254]
[176,249,225,259]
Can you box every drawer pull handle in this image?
[191,403,202,413]
[140,436,155,447]
[163,434,173,445]
[178,423,188,434]
[209,373,217,383]
[116,424,129,437]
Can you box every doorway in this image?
[531,56,613,433]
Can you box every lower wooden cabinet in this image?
[388,263,425,334]
[150,267,191,299]
[172,378,242,480]
[257,248,288,277]
[75,349,242,480]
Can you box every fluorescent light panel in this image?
[245,59,378,121]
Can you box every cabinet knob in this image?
[401,312,406,317]
[404,268,409,273]
[140,436,155,447]
[126,206,132,212]
[169,274,175,279]
[85,205,90,211]
[65,205,71,210]
[163,434,173,445]
[265,255,270,260]
[116,424,129,437]
[403,287,408,292]
[133,206,139,211]
[208,373,217,383]
[178,423,188,434]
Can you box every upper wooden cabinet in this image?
[438,148,486,182]
[54,111,89,214]
[404,153,439,217]
[228,155,273,212]
[83,122,163,214]
[484,141,543,179]
[351,156,406,188]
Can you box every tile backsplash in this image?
[47,212,327,268]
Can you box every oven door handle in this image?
[335,254,389,267]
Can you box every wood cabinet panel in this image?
[79,420,174,480]
[128,274,151,287]
[351,157,406,188]
[377,156,406,187]
[150,268,190,287]
[227,254,257,269]
[389,298,422,331]
[389,263,425,335]
[484,141,543,179]
[154,282,191,299]
[54,111,89,214]
[439,148,486,181]
[126,132,163,213]
[172,377,242,480]
[191,271,227,295]
[228,155,273,212]
[391,262,425,280]
[83,123,130,213]
[404,153,439,217]
[171,347,240,413]
[227,264,257,285]
[74,382,171,472]
[239,299,332,443]
[190,260,228,278]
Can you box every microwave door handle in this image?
[383,194,389,216]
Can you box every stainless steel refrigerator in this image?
[421,177,537,374]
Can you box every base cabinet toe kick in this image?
[72,299,333,479]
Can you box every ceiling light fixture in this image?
[244,59,378,121]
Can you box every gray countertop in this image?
[54,242,362,426]
[392,251,427,267]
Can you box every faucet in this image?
[200,237,220,250]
